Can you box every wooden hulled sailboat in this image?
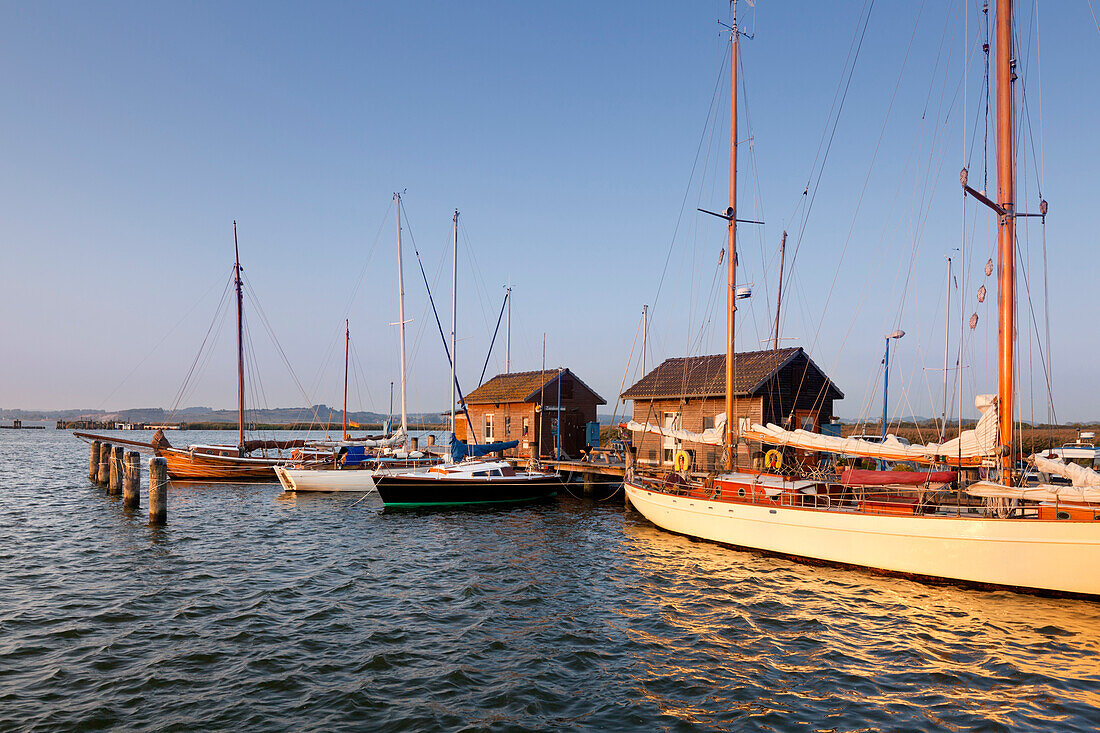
[153,223,309,481]
[624,1,1100,597]
[78,223,312,481]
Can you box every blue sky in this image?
[1,1,1097,423]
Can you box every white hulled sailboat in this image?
[624,1,1100,598]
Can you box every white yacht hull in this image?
[625,481,1100,597]
[275,464,432,493]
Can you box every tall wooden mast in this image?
[233,221,245,452]
[773,231,786,350]
[724,10,739,469]
[995,0,1016,481]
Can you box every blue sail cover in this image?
[340,445,370,466]
[450,439,519,463]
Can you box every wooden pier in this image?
[533,453,629,498]
[539,458,626,479]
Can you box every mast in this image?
[505,286,512,373]
[233,221,245,452]
[995,0,1016,481]
[723,9,739,470]
[641,304,648,375]
[539,333,546,457]
[773,231,786,350]
[395,193,409,440]
[450,209,459,436]
[343,320,349,440]
[941,257,951,439]
[556,367,563,458]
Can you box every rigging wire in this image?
[97,271,229,413]
[609,308,644,429]
[782,0,876,288]
[243,282,324,429]
[786,1,935,425]
[168,272,234,420]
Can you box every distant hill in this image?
[0,405,446,425]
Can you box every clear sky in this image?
[2,1,1097,423]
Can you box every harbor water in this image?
[2,428,1099,731]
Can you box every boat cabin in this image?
[1049,431,1100,469]
[621,347,843,472]
[452,368,606,459]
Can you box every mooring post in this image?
[427,433,436,446]
[89,440,101,481]
[108,445,124,494]
[123,451,141,509]
[148,457,167,525]
[583,471,595,497]
[97,442,112,485]
[410,437,419,452]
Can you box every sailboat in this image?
[77,223,314,481]
[275,193,440,493]
[374,208,560,508]
[623,1,1100,598]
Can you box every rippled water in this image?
[2,428,1099,731]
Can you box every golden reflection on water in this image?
[615,517,1100,728]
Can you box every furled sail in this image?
[626,413,727,447]
[1032,455,1100,489]
[308,427,407,449]
[740,395,999,466]
[450,439,519,463]
[966,481,1100,504]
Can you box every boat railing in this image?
[633,470,1020,517]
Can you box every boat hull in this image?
[159,448,281,482]
[274,463,435,492]
[374,475,560,508]
[625,481,1100,597]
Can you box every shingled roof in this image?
[620,347,842,400]
[464,368,606,406]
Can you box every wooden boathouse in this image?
[620,347,843,472]
[454,368,606,459]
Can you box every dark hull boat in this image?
[374,459,560,508]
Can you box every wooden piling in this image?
[427,433,436,446]
[148,457,167,525]
[89,440,101,481]
[123,452,141,509]
[410,437,419,452]
[108,446,124,494]
[583,471,595,496]
[97,442,112,485]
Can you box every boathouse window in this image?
[484,414,495,441]
[504,415,511,437]
[795,411,818,432]
[662,412,680,464]
[522,417,530,437]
